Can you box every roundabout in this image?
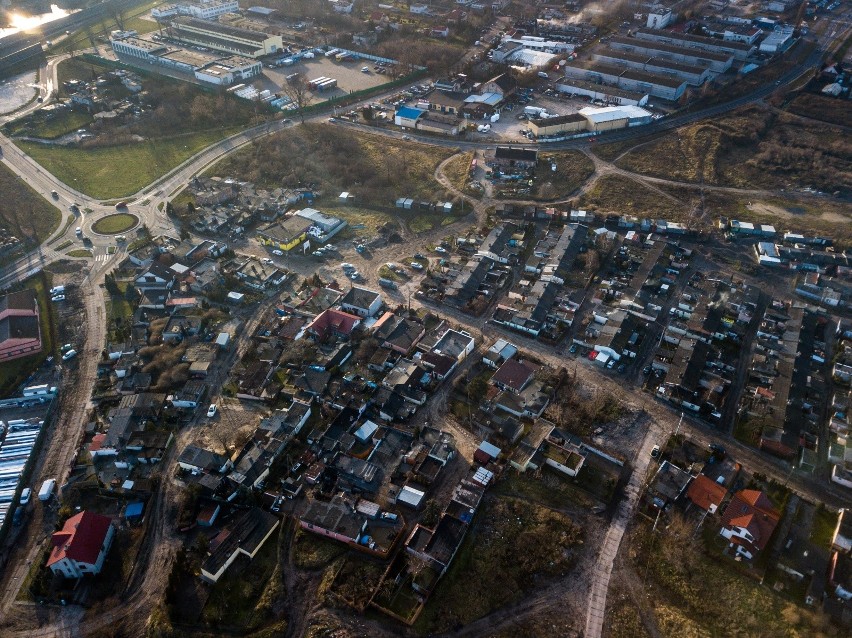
[91,212,139,235]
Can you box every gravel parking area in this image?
[261,57,392,104]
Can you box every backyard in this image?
[413,495,584,634]
[625,516,840,638]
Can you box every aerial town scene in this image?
[0,0,849,636]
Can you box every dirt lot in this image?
[261,56,392,105]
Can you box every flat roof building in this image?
[563,61,689,101]
[168,16,283,58]
[608,36,733,73]
[633,27,755,61]
[555,78,649,106]
[591,50,713,85]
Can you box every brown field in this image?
[611,106,851,196]
[207,123,459,205]
[786,92,852,128]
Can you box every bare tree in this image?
[280,75,311,122]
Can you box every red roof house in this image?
[686,474,727,513]
[305,308,361,341]
[719,489,780,560]
[47,511,115,578]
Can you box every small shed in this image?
[474,440,502,464]
[124,501,144,521]
[397,485,426,509]
[353,420,379,443]
[339,191,354,203]
[227,291,245,303]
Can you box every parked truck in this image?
[378,278,398,290]
[38,478,56,501]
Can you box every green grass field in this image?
[92,213,138,234]
[17,128,245,199]
[5,109,94,140]
[66,249,92,257]
[0,163,62,244]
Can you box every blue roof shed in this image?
[396,106,425,120]
[125,501,144,519]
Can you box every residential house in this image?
[420,351,458,382]
[305,308,361,341]
[374,313,426,355]
[134,262,175,291]
[178,444,232,474]
[686,474,727,513]
[482,338,518,369]
[491,358,539,393]
[169,380,207,409]
[235,259,287,290]
[47,511,115,579]
[200,508,280,583]
[430,329,475,363]
[720,489,781,560]
[339,286,383,318]
[162,314,203,343]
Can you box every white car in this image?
[61,343,72,353]
[261,257,273,264]
[272,249,283,256]
[341,262,355,270]
[51,295,65,302]
[75,227,82,236]
[20,488,31,505]
[435,246,448,254]
[410,262,424,270]
[206,403,217,418]
[62,349,77,361]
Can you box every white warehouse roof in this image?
[579,105,652,123]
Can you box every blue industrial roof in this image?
[125,501,144,518]
[396,106,425,120]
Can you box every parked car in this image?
[435,246,448,254]
[75,227,82,236]
[62,349,77,361]
[410,262,424,270]
[650,445,661,459]
[272,249,284,256]
[61,343,72,353]
[261,257,273,264]
[207,403,217,418]
[51,295,65,302]
[19,487,31,505]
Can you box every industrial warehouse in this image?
[110,31,262,86]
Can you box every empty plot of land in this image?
[206,123,459,205]
[610,106,852,196]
